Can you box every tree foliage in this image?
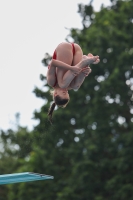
[0,0,133,199]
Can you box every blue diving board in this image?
[0,172,54,185]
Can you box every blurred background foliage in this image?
[0,0,133,199]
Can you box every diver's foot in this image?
[78,54,99,68]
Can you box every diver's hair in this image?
[48,102,56,124]
[48,95,69,124]
[54,95,69,108]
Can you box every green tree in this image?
[1,0,133,199]
[0,117,33,200]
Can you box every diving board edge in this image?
[0,172,54,185]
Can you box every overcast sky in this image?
[0,0,111,131]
